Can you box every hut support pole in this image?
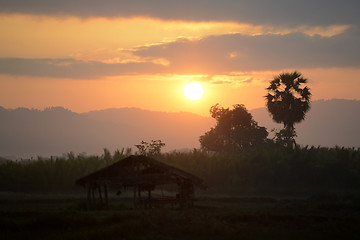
[91,186,95,203]
[138,187,143,207]
[133,186,137,209]
[87,185,91,210]
[147,190,152,209]
[104,184,108,206]
[98,186,103,203]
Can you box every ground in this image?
[1,192,360,240]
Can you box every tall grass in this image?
[0,148,132,193]
[1,145,360,195]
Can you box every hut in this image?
[75,155,205,209]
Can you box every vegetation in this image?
[199,104,268,152]
[265,71,311,144]
[1,145,360,196]
[1,146,360,240]
[0,148,132,193]
[135,140,166,156]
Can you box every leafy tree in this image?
[200,104,268,152]
[135,140,166,156]
[265,71,311,144]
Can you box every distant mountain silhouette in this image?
[251,99,360,148]
[0,106,214,159]
[0,99,359,159]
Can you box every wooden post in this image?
[91,186,95,205]
[133,186,137,209]
[138,187,142,207]
[98,186,103,203]
[87,185,91,210]
[147,189,152,209]
[104,184,108,206]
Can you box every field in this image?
[1,146,360,239]
[1,192,360,240]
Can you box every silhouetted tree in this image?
[265,71,311,144]
[135,140,165,156]
[200,104,268,152]
[103,148,112,164]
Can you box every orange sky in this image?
[1,7,359,116]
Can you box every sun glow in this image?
[184,82,203,101]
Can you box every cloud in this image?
[1,28,359,79]
[210,74,254,86]
[1,0,359,27]
[135,29,360,73]
[0,58,167,79]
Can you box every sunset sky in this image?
[1,0,359,116]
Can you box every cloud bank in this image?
[0,58,166,79]
[1,0,359,27]
[136,30,360,73]
[1,29,359,79]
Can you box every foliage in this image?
[0,148,132,193]
[273,128,297,147]
[135,140,166,156]
[1,145,360,195]
[265,71,311,143]
[199,104,268,152]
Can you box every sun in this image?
[184,82,203,101]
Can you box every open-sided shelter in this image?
[76,155,205,209]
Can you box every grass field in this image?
[1,192,360,240]
[1,146,360,239]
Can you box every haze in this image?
[0,1,359,157]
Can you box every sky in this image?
[0,0,359,116]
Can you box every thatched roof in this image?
[75,155,204,188]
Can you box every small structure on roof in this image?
[76,155,205,209]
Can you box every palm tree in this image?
[265,71,311,143]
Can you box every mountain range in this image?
[0,99,359,159]
[0,106,214,159]
[251,99,360,148]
